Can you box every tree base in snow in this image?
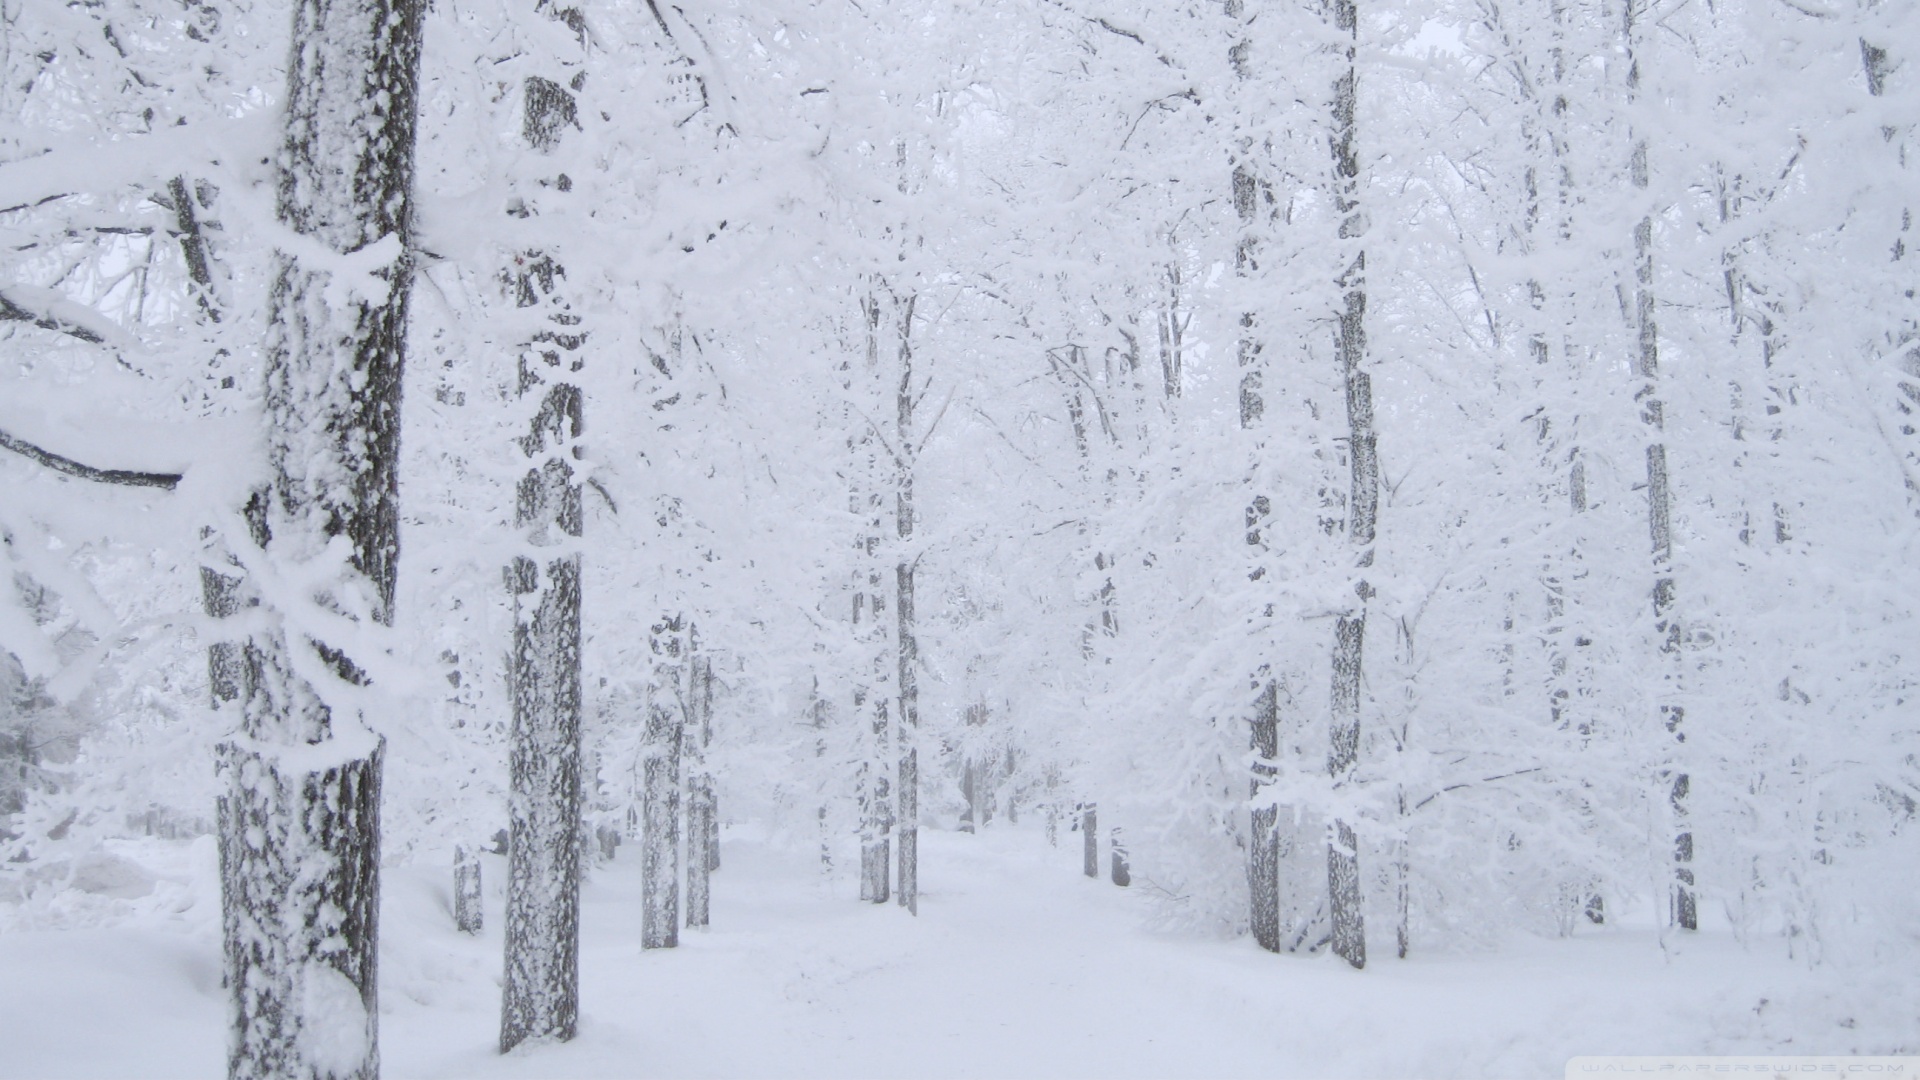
[217,736,383,1080]
[455,846,483,935]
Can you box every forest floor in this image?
[0,824,1912,1079]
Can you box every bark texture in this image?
[1624,0,1694,933]
[853,290,892,906]
[1326,0,1371,972]
[455,845,483,935]
[685,651,714,929]
[642,617,683,949]
[1248,678,1280,953]
[1228,0,1283,957]
[219,739,383,1080]
[500,60,587,1051]
[1081,804,1098,878]
[894,294,920,916]
[220,0,420,1075]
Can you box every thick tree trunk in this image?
[198,510,255,715]
[219,738,383,1080]
[219,1,419,1076]
[1109,827,1130,887]
[500,542,583,1046]
[499,62,587,1050]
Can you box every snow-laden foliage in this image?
[1,0,1914,995]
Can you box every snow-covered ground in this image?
[1,826,1910,1079]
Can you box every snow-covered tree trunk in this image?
[1860,27,1919,509]
[218,0,421,1075]
[499,59,588,1050]
[1047,336,1129,895]
[176,176,250,710]
[1526,0,1607,930]
[810,681,834,871]
[219,738,384,1080]
[455,845,483,935]
[1081,804,1098,878]
[1621,0,1694,933]
[1226,0,1284,956]
[1249,677,1280,951]
[961,702,990,833]
[685,649,714,929]
[201,560,246,705]
[894,293,920,916]
[644,616,684,948]
[1325,0,1372,972]
[853,289,893,906]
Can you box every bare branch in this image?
[0,286,107,346]
[0,427,181,490]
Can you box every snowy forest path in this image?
[377,827,1905,1078]
[0,827,1907,1078]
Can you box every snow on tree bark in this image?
[1227,0,1282,956]
[1249,677,1280,953]
[685,649,714,929]
[1081,804,1098,878]
[1859,33,1920,509]
[165,174,222,321]
[499,534,583,1045]
[852,288,893,906]
[1623,0,1694,934]
[219,738,383,1080]
[1325,0,1371,972]
[643,616,683,949]
[455,844,483,935]
[895,293,920,917]
[500,57,587,1050]
[896,556,919,913]
[218,0,420,1074]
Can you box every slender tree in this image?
[1226,0,1284,956]
[685,646,715,928]
[455,844,484,934]
[1325,0,1373,972]
[643,615,684,948]
[1860,18,1918,510]
[894,293,922,915]
[1620,0,1694,933]
[849,285,897,906]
